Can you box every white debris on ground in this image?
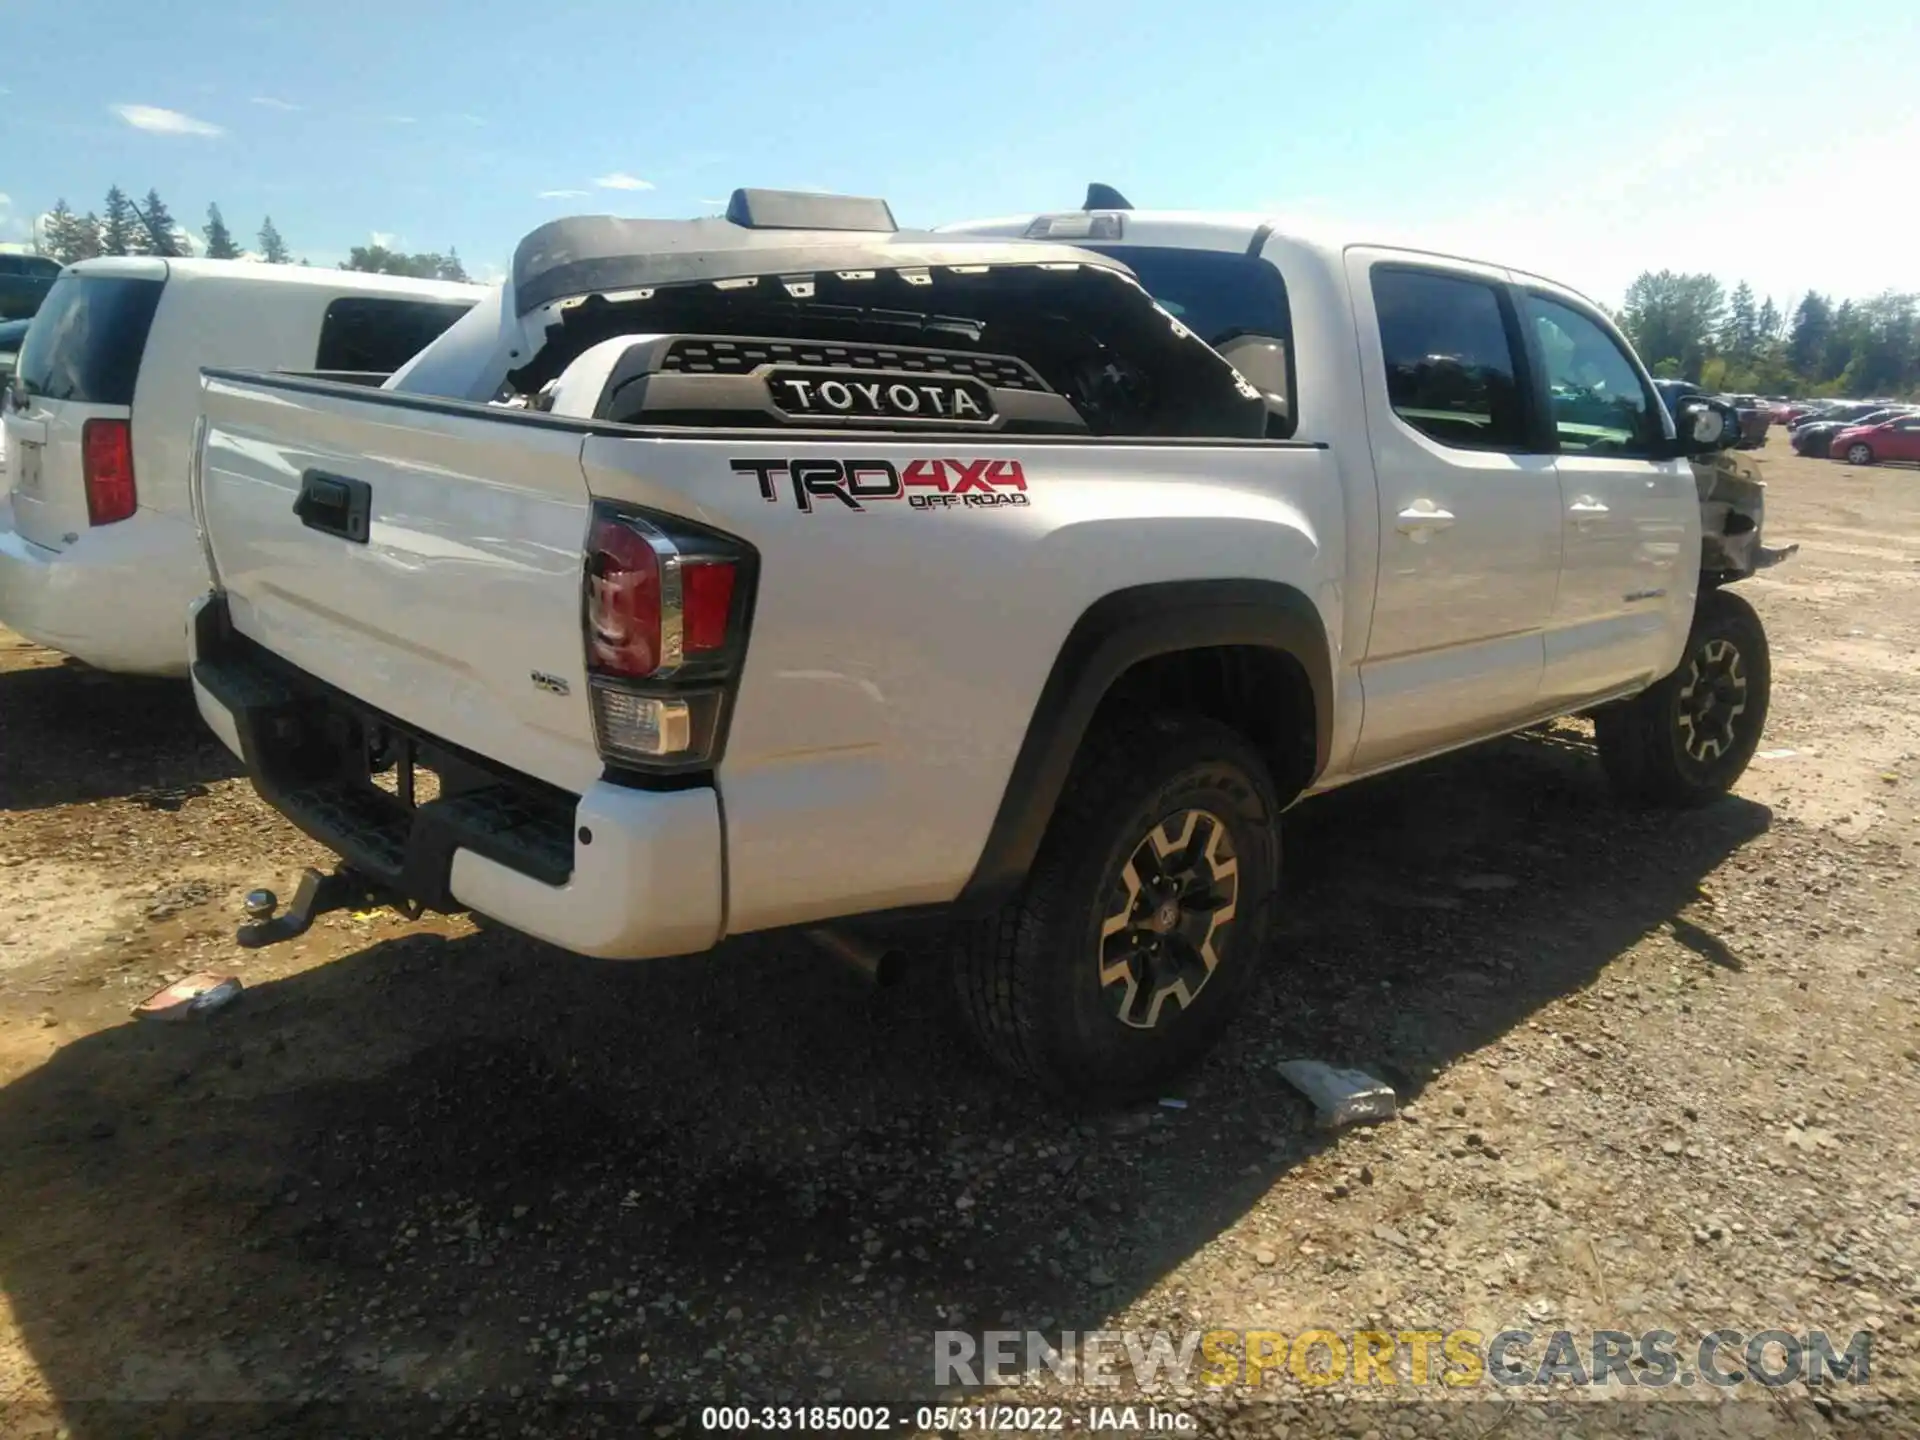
[1274,1059,1399,1129]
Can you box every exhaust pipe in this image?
[804,927,908,987]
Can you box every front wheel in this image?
[1846,442,1875,466]
[951,716,1281,1101]
[1594,588,1771,807]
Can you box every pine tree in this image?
[41,200,83,263]
[73,213,104,261]
[436,247,469,283]
[1755,296,1782,348]
[1823,301,1858,384]
[1725,281,1757,362]
[1787,293,1832,378]
[100,185,142,257]
[203,203,240,260]
[257,215,291,264]
[137,188,182,257]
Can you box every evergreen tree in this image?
[41,200,88,263]
[1724,281,1757,362]
[137,188,182,257]
[203,203,240,260]
[1755,296,1782,348]
[437,247,469,283]
[73,212,104,261]
[1787,293,1832,378]
[257,215,291,264]
[100,185,142,257]
[1822,301,1857,383]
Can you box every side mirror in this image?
[1674,397,1738,454]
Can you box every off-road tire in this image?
[1594,587,1771,807]
[952,715,1282,1102]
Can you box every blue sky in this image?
[2,0,1915,308]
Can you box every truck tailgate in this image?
[196,373,600,794]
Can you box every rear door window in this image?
[1371,267,1531,451]
[314,297,477,374]
[13,273,165,405]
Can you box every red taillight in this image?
[82,418,137,526]
[587,514,741,678]
[681,560,737,655]
[587,515,664,677]
[584,507,752,771]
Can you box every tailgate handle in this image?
[293,470,371,544]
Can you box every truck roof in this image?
[938,208,1607,312]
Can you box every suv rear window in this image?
[13,274,164,405]
[314,297,476,375]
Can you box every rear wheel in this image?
[1846,442,1875,466]
[952,715,1281,1101]
[1594,587,1770,807]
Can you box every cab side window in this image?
[1524,294,1663,457]
[1371,268,1531,452]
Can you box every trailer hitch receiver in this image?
[236,866,419,948]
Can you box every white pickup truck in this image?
[186,188,1792,1098]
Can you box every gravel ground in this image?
[1,434,1918,1439]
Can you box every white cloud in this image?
[370,231,397,249]
[538,189,590,199]
[0,193,11,210]
[112,104,225,137]
[697,197,725,206]
[387,115,417,126]
[593,172,653,192]
[251,96,301,111]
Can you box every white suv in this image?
[0,258,481,674]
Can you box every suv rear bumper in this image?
[188,594,724,960]
[0,499,200,675]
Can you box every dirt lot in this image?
[2,434,1919,1439]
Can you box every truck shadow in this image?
[0,723,1769,1435]
[0,658,240,813]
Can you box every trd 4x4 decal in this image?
[731,458,1030,513]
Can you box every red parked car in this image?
[1832,414,1920,466]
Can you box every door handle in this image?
[1395,501,1456,542]
[293,470,372,544]
[1569,498,1611,520]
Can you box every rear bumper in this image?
[0,499,201,674]
[188,594,724,960]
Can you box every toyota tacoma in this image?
[185,188,1794,1098]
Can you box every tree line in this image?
[1620,271,1919,400]
[33,186,470,282]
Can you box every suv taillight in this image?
[82,418,137,525]
[584,505,754,772]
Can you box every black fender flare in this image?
[959,579,1333,906]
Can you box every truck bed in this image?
[192,369,1342,939]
